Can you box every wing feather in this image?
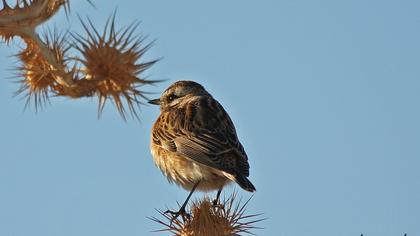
[152,96,250,177]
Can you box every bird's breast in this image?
[150,142,231,191]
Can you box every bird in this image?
[149,80,255,218]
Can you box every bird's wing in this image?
[152,96,250,177]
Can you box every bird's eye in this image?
[168,94,177,101]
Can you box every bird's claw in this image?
[212,199,224,209]
[164,208,190,223]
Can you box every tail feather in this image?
[234,175,256,192]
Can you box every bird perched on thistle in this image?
[149,80,255,219]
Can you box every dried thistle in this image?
[0,0,160,120]
[72,14,159,120]
[0,0,68,32]
[14,29,70,109]
[150,193,264,236]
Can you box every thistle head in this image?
[72,13,160,120]
[151,193,264,236]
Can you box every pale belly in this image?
[150,143,232,191]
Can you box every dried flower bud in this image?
[71,14,160,120]
[151,193,264,236]
[14,30,70,109]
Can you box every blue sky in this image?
[1,0,420,235]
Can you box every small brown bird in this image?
[149,80,255,217]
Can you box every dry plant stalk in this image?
[0,0,159,119]
[150,193,264,236]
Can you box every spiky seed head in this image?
[14,33,69,109]
[151,193,264,236]
[73,14,159,120]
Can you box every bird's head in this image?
[148,80,209,110]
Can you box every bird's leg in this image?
[165,181,200,221]
[212,187,223,206]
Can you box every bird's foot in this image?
[212,198,224,209]
[164,208,190,223]
[212,189,223,208]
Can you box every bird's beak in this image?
[148,98,161,105]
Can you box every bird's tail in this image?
[234,174,256,192]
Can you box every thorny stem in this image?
[0,0,63,28]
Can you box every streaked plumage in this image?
[150,80,255,196]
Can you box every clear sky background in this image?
[1,0,420,235]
